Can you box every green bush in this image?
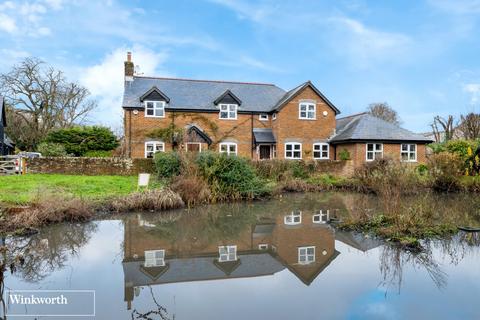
[428,143,446,154]
[154,152,181,179]
[290,161,309,179]
[416,163,429,176]
[36,142,67,157]
[428,152,463,191]
[84,150,113,157]
[44,126,119,156]
[445,140,477,160]
[196,151,269,200]
[339,149,351,160]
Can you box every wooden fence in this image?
[0,157,16,175]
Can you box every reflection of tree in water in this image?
[379,233,480,294]
[379,244,447,294]
[131,286,174,320]
[6,222,98,282]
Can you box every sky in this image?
[0,0,479,133]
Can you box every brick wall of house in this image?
[273,86,337,160]
[125,109,274,158]
[335,142,428,167]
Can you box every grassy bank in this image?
[0,174,163,205]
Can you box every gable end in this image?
[213,90,242,106]
[140,86,170,103]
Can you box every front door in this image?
[259,145,271,160]
[186,143,201,153]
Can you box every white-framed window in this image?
[218,245,237,262]
[313,210,329,224]
[284,210,302,225]
[144,101,165,118]
[285,143,302,159]
[298,246,315,264]
[366,143,383,161]
[219,142,237,156]
[272,113,277,120]
[401,144,417,162]
[258,244,268,250]
[259,113,269,121]
[313,143,329,159]
[145,141,165,158]
[299,102,316,120]
[219,104,237,120]
[144,250,165,267]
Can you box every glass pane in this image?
[402,144,408,151]
[300,111,307,118]
[411,144,416,151]
[314,151,320,158]
[367,144,374,151]
[229,111,236,118]
[146,109,154,116]
[401,153,408,161]
[367,152,373,160]
[294,151,301,158]
[146,102,154,108]
[300,104,306,111]
[146,145,153,151]
[410,153,416,160]
[220,112,228,118]
[229,145,236,153]
[307,247,314,254]
[313,145,320,151]
[286,144,292,151]
[322,152,328,158]
[220,145,227,152]
[308,111,315,118]
[294,144,300,150]
[229,105,235,111]
[376,144,382,150]
[220,105,227,111]
[155,108,163,117]
[299,255,306,262]
[308,105,315,111]
[322,145,328,151]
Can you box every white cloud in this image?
[0,12,16,33]
[463,83,480,104]
[80,46,171,126]
[43,0,64,10]
[328,17,411,68]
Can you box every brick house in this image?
[123,53,432,166]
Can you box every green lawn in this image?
[0,174,161,205]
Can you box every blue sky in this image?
[0,0,479,133]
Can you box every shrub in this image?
[416,163,429,176]
[36,142,67,157]
[445,139,477,160]
[339,149,351,160]
[428,152,463,191]
[154,152,181,179]
[196,151,269,201]
[109,188,184,212]
[171,175,211,206]
[428,143,446,154]
[84,150,113,157]
[44,126,119,156]
[354,158,421,213]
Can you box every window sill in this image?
[145,115,166,118]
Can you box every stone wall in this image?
[27,157,155,176]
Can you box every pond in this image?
[2,192,480,319]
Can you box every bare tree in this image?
[458,113,480,140]
[367,102,401,125]
[0,58,97,150]
[431,115,456,142]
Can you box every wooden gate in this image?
[0,157,16,175]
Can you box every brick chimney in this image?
[124,51,134,81]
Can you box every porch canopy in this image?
[253,128,276,144]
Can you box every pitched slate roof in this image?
[331,113,433,143]
[253,128,276,144]
[122,76,341,114]
[123,76,287,112]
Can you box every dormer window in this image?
[299,102,316,120]
[145,101,165,118]
[219,104,237,120]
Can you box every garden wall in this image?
[27,157,155,176]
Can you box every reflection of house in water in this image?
[122,209,341,309]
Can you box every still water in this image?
[3,192,480,319]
